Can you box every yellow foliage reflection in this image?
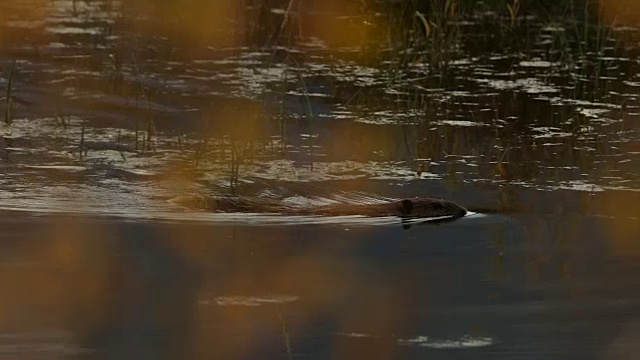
[594,191,640,256]
[600,0,640,25]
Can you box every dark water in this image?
[1,1,640,359]
[1,201,639,360]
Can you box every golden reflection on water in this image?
[601,0,640,25]
[594,191,640,256]
[0,218,111,334]
[0,213,464,358]
[303,0,370,50]
[0,217,365,357]
[0,192,638,358]
[0,0,47,46]
[144,1,244,48]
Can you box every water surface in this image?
[1,1,639,359]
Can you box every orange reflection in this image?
[302,0,372,51]
[594,191,640,256]
[0,218,111,333]
[600,0,640,25]
[0,0,49,46]
[158,1,243,48]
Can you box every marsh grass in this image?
[495,145,511,179]
[54,110,69,130]
[1,61,17,155]
[293,66,317,171]
[193,122,210,169]
[418,0,461,73]
[121,46,156,153]
[3,61,16,126]
[12,0,632,195]
[79,121,86,162]
[262,3,317,173]
[368,0,632,181]
[116,129,126,161]
[228,134,242,193]
[566,1,612,100]
[507,0,521,28]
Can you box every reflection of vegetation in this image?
[275,304,294,360]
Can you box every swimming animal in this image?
[168,194,468,220]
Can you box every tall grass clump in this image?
[359,0,474,78]
[568,0,615,101]
[412,0,462,73]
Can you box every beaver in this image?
[168,194,468,220]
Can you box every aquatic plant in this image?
[79,121,86,161]
[54,110,69,130]
[507,0,520,28]
[3,61,15,126]
[2,0,634,197]
[368,0,465,80]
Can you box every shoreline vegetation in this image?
[0,0,638,204]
